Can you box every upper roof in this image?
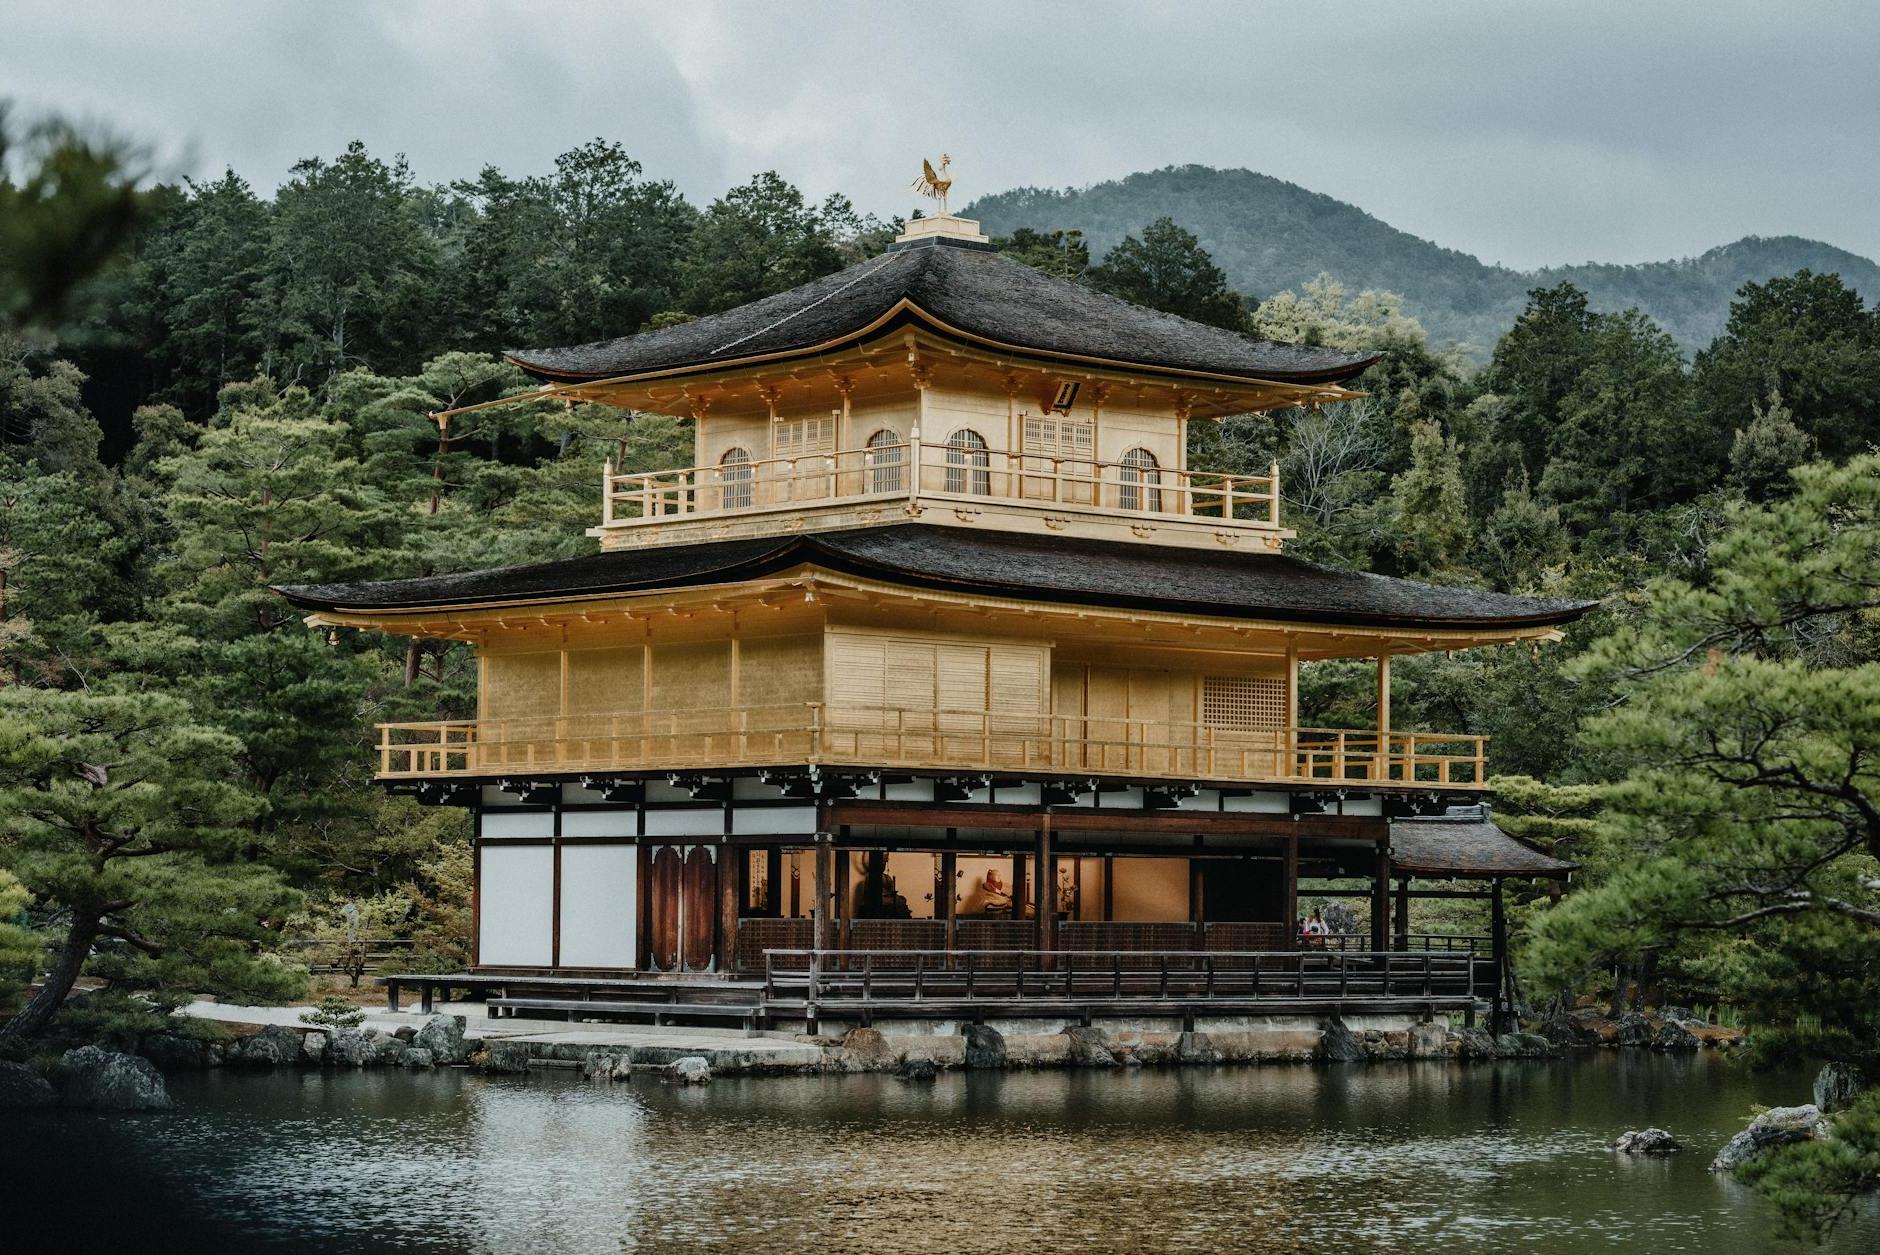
[504,236,1379,387]
[276,523,1597,631]
[1388,814,1577,879]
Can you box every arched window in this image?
[865,428,904,494]
[1118,447,1163,513]
[720,446,753,510]
[944,428,990,496]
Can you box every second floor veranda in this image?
[377,703,1488,790]
[597,432,1285,547]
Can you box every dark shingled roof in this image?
[276,523,1597,630]
[1389,815,1577,879]
[505,236,1378,386]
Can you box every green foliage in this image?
[1526,456,1880,1072]
[1389,419,1471,578]
[0,867,37,1014]
[1740,1090,1880,1241]
[300,993,366,1030]
[680,172,848,314]
[992,227,1088,279]
[1086,216,1251,330]
[966,165,1880,355]
[1694,270,1880,461]
[1728,390,1815,501]
[0,107,146,331]
[0,688,304,1038]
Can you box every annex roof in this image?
[275,523,1597,632]
[503,235,1379,387]
[1388,814,1577,880]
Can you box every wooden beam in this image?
[1037,817,1054,953]
[1284,834,1298,946]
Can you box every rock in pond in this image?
[373,1034,408,1065]
[1813,1061,1869,1113]
[1614,1128,1681,1155]
[228,1024,303,1068]
[1176,1031,1220,1065]
[53,1046,173,1111]
[963,1023,1006,1070]
[1065,1026,1118,1067]
[1710,1104,1831,1172]
[1539,1016,1599,1050]
[896,1058,938,1082]
[299,1030,329,1066]
[1496,1032,1557,1058]
[667,1056,712,1085]
[400,1047,436,1070]
[1318,1017,1366,1063]
[582,1053,633,1082]
[411,1014,467,1065]
[0,1060,56,1108]
[469,1040,532,1074]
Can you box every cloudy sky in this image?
[10,0,1879,270]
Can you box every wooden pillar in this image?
[1037,819,1054,952]
[766,847,783,916]
[810,838,831,953]
[716,843,740,974]
[835,847,851,956]
[636,841,653,971]
[1283,835,1299,949]
[1491,878,1510,1032]
[1370,842,1389,952]
[1376,652,1392,780]
[940,848,958,954]
[1189,855,1206,949]
[1012,852,1027,920]
[1102,854,1116,922]
[1393,877,1411,951]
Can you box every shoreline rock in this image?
[1813,1061,1868,1113]
[0,1060,57,1108]
[1710,1104,1830,1172]
[52,1046,173,1110]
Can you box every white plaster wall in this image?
[478,844,554,966]
[558,844,638,968]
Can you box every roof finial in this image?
[912,153,953,217]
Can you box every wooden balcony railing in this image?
[376,704,1486,787]
[601,435,1281,529]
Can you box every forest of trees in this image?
[2,121,1878,1229]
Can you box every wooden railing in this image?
[376,704,1486,786]
[602,435,1281,529]
[760,947,1489,1008]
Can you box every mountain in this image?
[964,166,1880,357]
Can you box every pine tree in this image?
[0,689,303,1040]
[1086,217,1251,331]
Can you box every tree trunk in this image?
[404,638,422,688]
[0,907,101,1039]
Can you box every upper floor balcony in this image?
[375,704,1488,791]
[595,431,1286,552]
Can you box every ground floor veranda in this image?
[400,773,1566,1029]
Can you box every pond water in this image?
[4,1052,1873,1253]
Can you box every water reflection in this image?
[4,1053,1873,1253]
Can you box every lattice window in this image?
[772,415,835,459]
[1022,413,1094,461]
[1202,674,1286,732]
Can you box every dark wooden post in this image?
[835,847,851,961]
[1189,855,1206,951]
[1012,852,1028,921]
[1102,854,1116,921]
[1370,841,1389,952]
[940,848,958,956]
[1490,877,1509,1032]
[716,842,741,974]
[811,836,831,954]
[766,846,783,916]
[1037,818,1054,953]
[636,842,653,972]
[1283,834,1299,949]
[1394,877,1411,951]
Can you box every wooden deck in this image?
[381,942,1491,1030]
